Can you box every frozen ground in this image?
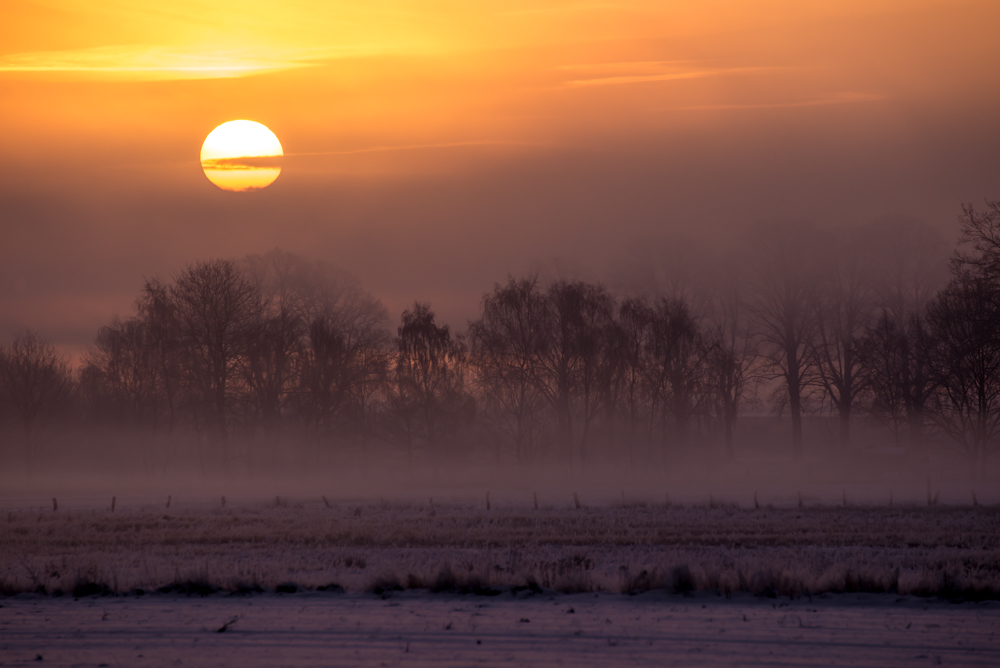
[1,591,998,667]
[2,496,998,597]
[2,493,999,665]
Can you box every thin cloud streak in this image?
[0,45,376,79]
[565,67,772,87]
[288,140,548,156]
[675,92,886,111]
[557,60,712,72]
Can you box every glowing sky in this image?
[1,0,999,360]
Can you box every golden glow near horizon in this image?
[200,121,283,191]
[1,1,997,181]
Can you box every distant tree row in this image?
[2,203,1000,477]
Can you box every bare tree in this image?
[857,311,936,448]
[613,297,654,464]
[704,273,759,459]
[923,273,1000,477]
[809,238,875,447]
[135,279,182,433]
[82,316,162,427]
[867,217,950,324]
[469,277,548,463]
[745,223,821,460]
[247,250,391,458]
[570,285,616,464]
[645,298,708,451]
[170,259,265,467]
[240,306,302,464]
[534,281,614,467]
[392,303,471,466]
[80,315,166,469]
[917,201,1000,477]
[0,331,73,475]
[952,201,1000,277]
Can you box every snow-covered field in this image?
[3,494,999,665]
[2,591,998,666]
[2,494,998,597]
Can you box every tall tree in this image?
[534,281,614,467]
[704,272,758,459]
[82,316,162,427]
[613,297,654,463]
[919,201,1000,476]
[745,223,821,460]
[951,201,1000,277]
[170,259,265,465]
[810,239,875,446]
[247,250,390,454]
[135,279,182,433]
[646,298,708,449]
[469,277,548,463]
[924,274,1000,477]
[0,331,73,475]
[393,303,471,465]
[241,307,302,435]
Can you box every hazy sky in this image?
[2,0,999,361]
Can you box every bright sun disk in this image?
[200,120,282,192]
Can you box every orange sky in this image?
[1,0,999,361]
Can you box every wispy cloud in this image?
[290,139,544,156]
[676,92,886,110]
[557,60,706,73]
[565,65,771,87]
[0,44,366,79]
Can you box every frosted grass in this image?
[3,498,998,599]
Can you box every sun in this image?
[200,120,283,192]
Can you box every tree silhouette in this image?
[704,272,758,459]
[613,297,654,463]
[924,274,1000,477]
[0,331,73,475]
[469,277,548,463]
[170,259,265,466]
[745,223,820,461]
[952,201,1000,277]
[393,303,471,466]
[809,239,874,447]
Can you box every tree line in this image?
[2,202,999,477]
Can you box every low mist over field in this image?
[3,207,1000,499]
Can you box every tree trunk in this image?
[787,349,803,461]
[724,400,736,460]
[838,402,851,447]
